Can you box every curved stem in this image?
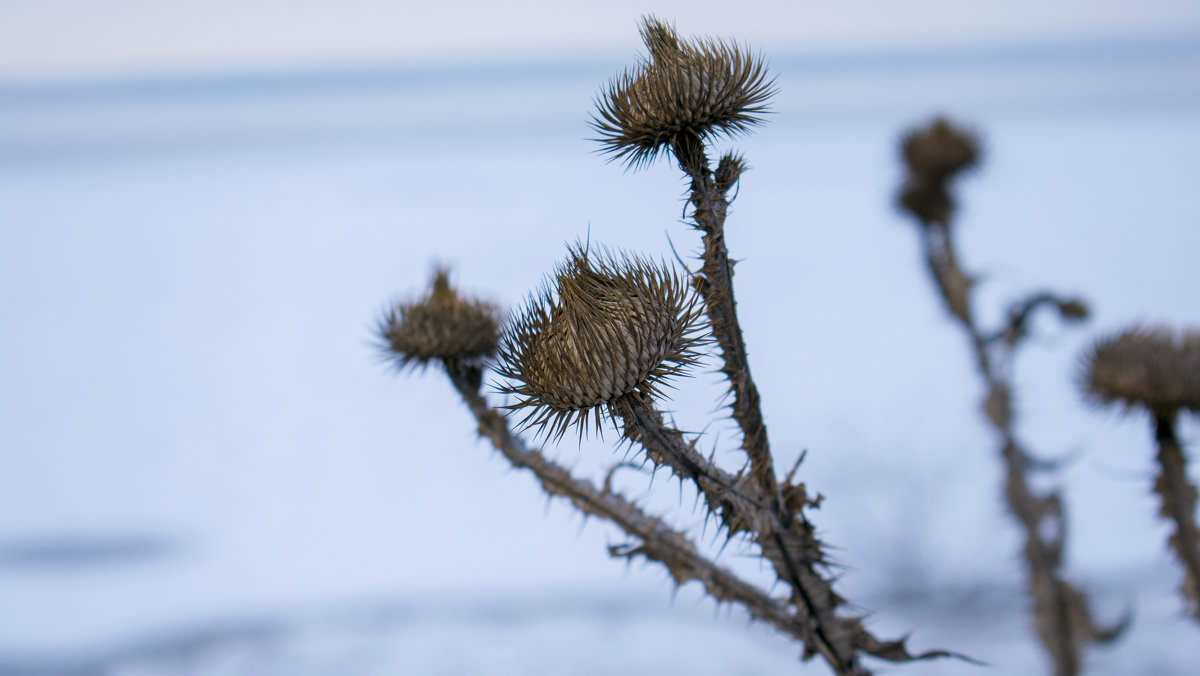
[613,393,963,674]
[441,362,816,642]
[912,217,1121,675]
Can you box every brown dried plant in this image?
[1080,326,1200,622]
[894,117,1127,676]
[376,16,969,676]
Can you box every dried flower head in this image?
[377,267,501,370]
[592,16,776,170]
[900,117,981,181]
[714,151,748,193]
[496,244,706,439]
[1080,326,1200,416]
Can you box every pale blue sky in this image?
[3,0,1200,81]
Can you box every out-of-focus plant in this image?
[894,117,1128,675]
[375,16,965,676]
[1080,326,1200,623]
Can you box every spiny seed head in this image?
[900,117,981,181]
[591,15,776,171]
[376,267,501,370]
[496,244,706,440]
[1079,325,1200,417]
[896,117,981,226]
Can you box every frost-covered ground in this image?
[1,40,1199,674]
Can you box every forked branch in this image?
[897,117,1126,675]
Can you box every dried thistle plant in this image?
[1080,325,1200,622]
[895,117,1126,675]
[376,17,972,676]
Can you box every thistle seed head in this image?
[900,117,981,181]
[376,267,501,370]
[1080,325,1200,417]
[896,117,981,225]
[496,244,706,440]
[591,15,776,171]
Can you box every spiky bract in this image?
[1080,326,1200,416]
[591,16,776,170]
[496,245,706,439]
[897,117,982,225]
[377,268,501,370]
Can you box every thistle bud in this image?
[900,117,981,181]
[896,117,981,226]
[591,16,776,171]
[714,152,748,193]
[497,245,706,439]
[376,267,501,370]
[1080,326,1200,416]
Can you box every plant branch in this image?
[916,219,1124,676]
[683,148,779,495]
[440,360,845,662]
[665,146,963,673]
[988,291,1088,348]
[1152,412,1200,622]
[613,392,964,674]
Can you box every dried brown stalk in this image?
[897,117,1125,675]
[1154,413,1200,621]
[614,394,964,671]
[680,150,875,671]
[442,360,806,633]
[377,17,975,675]
[587,17,966,674]
[442,357,963,673]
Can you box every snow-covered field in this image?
[1,40,1199,674]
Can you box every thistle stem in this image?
[1152,412,1200,622]
[683,152,779,495]
[613,393,963,674]
[914,217,1122,675]
[669,148,966,672]
[439,361,830,656]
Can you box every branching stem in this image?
[916,220,1124,676]
[439,361,832,657]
